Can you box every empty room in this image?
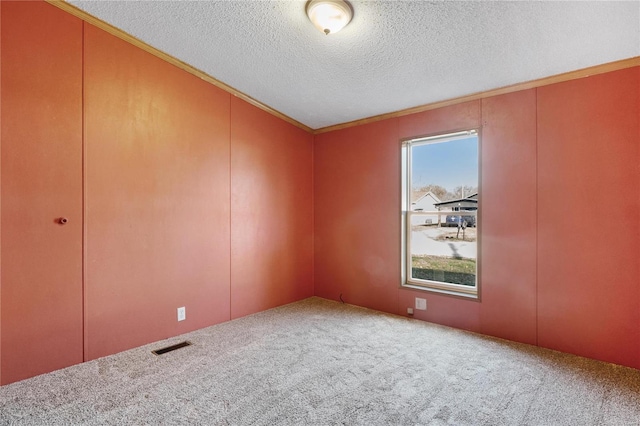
[0,0,639,424]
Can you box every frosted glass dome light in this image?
[306,0,353,35]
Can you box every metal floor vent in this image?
[152,341,192,355]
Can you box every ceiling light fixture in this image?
[306,0,353,35]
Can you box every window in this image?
[401,130,479,298]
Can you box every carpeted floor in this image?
[1,297,639,425]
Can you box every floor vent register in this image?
[152,341,192,355]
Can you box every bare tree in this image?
[451,185,477,199]
[413,184,478,203]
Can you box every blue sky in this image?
[411,136,478,191]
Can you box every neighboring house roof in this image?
[412,191,442,206]
[434,194,478,210]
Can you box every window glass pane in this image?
[407,133,478,291]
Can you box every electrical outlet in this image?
[415,298,427,311]
[177,307,186,321]
[407,307,414,315]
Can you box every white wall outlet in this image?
[415,298,427,311]
[177,306,186,322]
[407,307,414,315]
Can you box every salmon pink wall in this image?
[84,24,233,360]
[1,1,84,384]
[314,69,640,369]
[537,68,640,367]
[478,90,537,345]
[314,120,400,314]
[0,1,313,384]
[398,101,481,139]
[230,98,313,319]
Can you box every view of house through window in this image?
[401,130,479,297]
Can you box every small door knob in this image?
[59,217,68,225]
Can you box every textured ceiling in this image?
[69,0,640,130]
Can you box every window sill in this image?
[401,282,479,300]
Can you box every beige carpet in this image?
[1,297,639,425]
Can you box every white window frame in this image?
[401,130,479,298]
